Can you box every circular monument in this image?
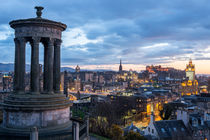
[0,6,72,140]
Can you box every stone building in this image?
[181,59,198,96]
[2,74,12,92]
[75,65,81,92]
[144,112,191,140]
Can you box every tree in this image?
[125,131,146,140]
[110,124,124,140]
[159,102,185,120]
[89,97,135,137]
[159,103,174,120]
[89,116,109,137]
[92,98,134,127]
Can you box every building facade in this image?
[181,60,198,96]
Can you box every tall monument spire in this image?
[119,59,122,72]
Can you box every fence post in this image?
[30,127,38,140]
[86,117,90,140]
[73,122,79,140]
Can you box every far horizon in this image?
[64,59,210,74]
[0,59,210,74]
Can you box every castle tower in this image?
[0,7,72,139]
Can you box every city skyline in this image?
[64,60,210,74]
[0,0,210,74]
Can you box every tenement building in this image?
[0,7,73,140]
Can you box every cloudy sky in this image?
[1,0,210,73]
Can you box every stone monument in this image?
[0,6,72,140]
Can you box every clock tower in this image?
[185,59,195,81]
[181,59,198,96]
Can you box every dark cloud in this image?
[62,58,87,64]
[0,0,210,66]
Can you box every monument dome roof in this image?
[9,6,67,31]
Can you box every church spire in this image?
[119,59,122,72]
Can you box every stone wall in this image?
[15,26,62,39]
[4,107,70,128]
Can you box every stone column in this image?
[43,43,47,92]
[64,71,68,96]
[19,37,26,92]
[44,38,54,93]
[53,39,61,93]
[30,37,41,93]
[14,38,20,92]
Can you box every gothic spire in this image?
[119,59,122,72]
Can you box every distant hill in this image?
[0,63,112,72]
[61,67,75,72]
[61,67,113,72]
[0,63,14,72]
[0,63,31,72]
[0,63,75,72]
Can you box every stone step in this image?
[1,94,72,110]
[2,101,72,111]
[6,94,67,101]
[3,97,71,106]
[2,99,72,105]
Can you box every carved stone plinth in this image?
[0,93,72,140]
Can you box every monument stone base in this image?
[0,93,72,140]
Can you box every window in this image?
[152,129,154,133]
[148,127,150,132]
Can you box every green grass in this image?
[90,133,110,140]
[72,108,85,119]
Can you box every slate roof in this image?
[189,113,210,130]
[154,120,191,139]
[124,123,141,135]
